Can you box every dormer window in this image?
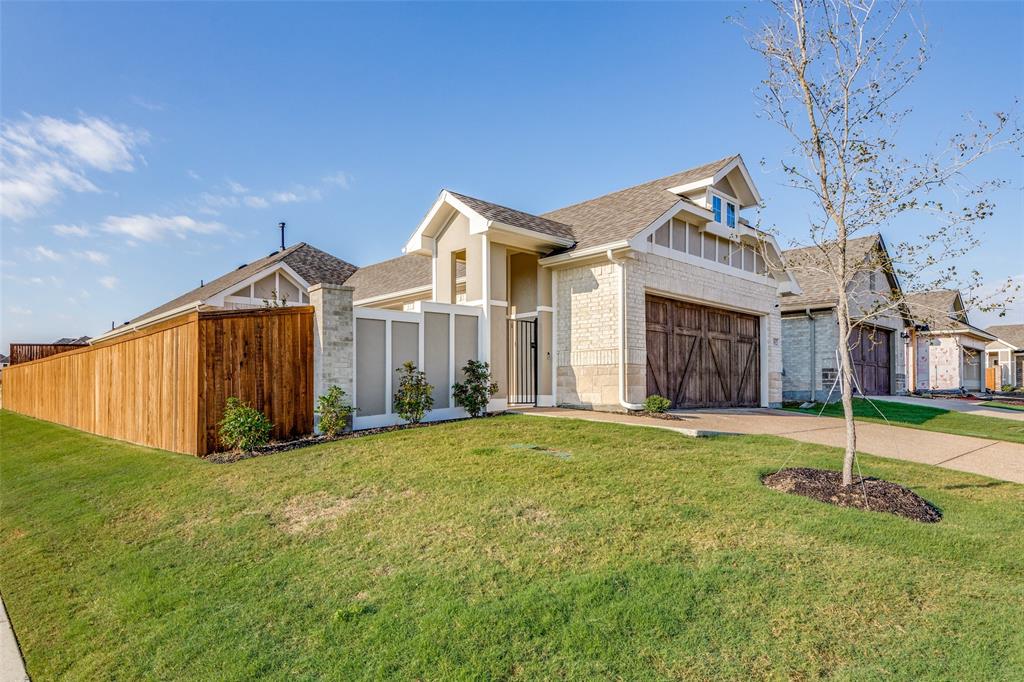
[709,191,737,228]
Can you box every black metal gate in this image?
[508,318,538,405]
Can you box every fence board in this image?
[8,343,88,365]
[3,306,313,456]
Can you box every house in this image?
[985,324,1024,389]
[13,155,803,453]
[780,235,908,401]
[347,154,800,413]
[903,290,995,393]
[91,242,358,341]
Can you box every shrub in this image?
[1002,384,1014,393]
[393,361,434,424]
[452,360,498,417]
[644,394,672,413]
[218,397,273,451]
[315,385,355,437]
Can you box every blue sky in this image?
[2,1,1021,349]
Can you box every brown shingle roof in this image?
[447,191,574,242]
[345,253,466,302]
[127,242,356,324]
[987,324,1024,349]
[780,235,884,309]
[541,155,738,251]
[904,290,962,327]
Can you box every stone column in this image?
[309,283,354,431]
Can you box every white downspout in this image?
[608,249,645,412]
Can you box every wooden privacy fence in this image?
[3,306,314,456]
[9,343,88,365]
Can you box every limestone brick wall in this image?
[309,283,354,430]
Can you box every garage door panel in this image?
[646,293,760,409]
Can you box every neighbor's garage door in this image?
[645,294,760,408]
[849,324,891,395]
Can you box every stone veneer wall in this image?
[782,308,907,401]
[626,252,783,407]
[554,251,784,410]
[555,261,623,409]
[309,283,354,430]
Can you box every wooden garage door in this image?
[645,294,760,408]
[849,324,891,395]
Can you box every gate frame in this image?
[507,314,539,406]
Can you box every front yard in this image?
[1,410,1023,680]
[788,398,1024,444]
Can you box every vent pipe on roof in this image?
[278,222,286,252]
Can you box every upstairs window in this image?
[726,202,736,228]
[712,195,722,223]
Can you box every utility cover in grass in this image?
[763,467,942,523]
[508,443,572,460]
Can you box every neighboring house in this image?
[985,324,1024,389]
[903,290,995,393]
[780,235,908,401]
[348,154,800,411]
[91,242,358,342]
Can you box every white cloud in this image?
[187,169,202,181]
[23,245,63,262]
[8,305,32,316]
[243,195,269,208]
[53,223,90,237]
[0,113,148,220]
[75,250,109,265]
[101,213,225,241]
[226,179,249,194]
[323,171,351,189]
[98,275,119,290]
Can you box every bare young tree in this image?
[745,0,1020,486]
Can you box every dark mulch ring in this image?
[205,413,506,464]
[762,467,942,523]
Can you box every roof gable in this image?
[986,324,1024,349]
[780,234,894,309]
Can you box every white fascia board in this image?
[485,221,575,248]
[206,262,310,307]
[666,178,713,195]
[353,285,432,308]
[538,240,632,266]
[404,191,451,255]
[712,155,762,207]
[444,193,490,234]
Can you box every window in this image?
[726,202,736,228]
[712,195,722,223]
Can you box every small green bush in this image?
[644,394,672,413]
[452,360,498,417]
[218,397,273,451]
[315,385,355,437]
[393,361,434,424]
[1002,384,1014,393]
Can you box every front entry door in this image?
[645,294,760,408]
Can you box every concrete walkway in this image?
[514,407,1024,484]
[0,595,29,682]
[865,394,1024,421]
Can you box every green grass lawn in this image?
[2,411,1023,680]
[787,398,1024,444]
[984,400,1024,413]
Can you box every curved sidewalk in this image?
[514,407,1024,484]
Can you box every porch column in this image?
[309,283,354,430]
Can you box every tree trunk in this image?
[836,291,857,487]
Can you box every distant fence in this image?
[354,302,481,429]
[9,343,88,365]
[3,306,313,456]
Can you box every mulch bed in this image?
[205,413,506,464]
[762,467,942,523]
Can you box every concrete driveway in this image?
[864,394,1024,421]
[516,407,1024,484]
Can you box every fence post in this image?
[309,283,355,431]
